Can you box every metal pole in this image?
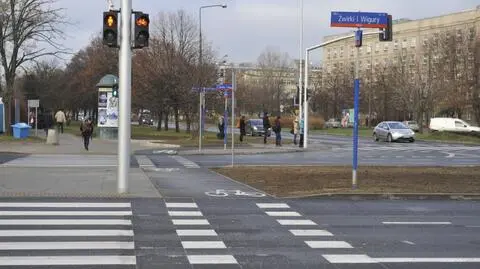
[231,69,235,167]
[298,0,303,124]
[35,107,38,137]
[118,0,132,194]
[303,49,309,149]
[198,7,203,152]
[352,29,361,190]
[224,94,227,150]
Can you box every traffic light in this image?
[134,12,150,48]
[103,11,119,47]
[112,84,119,98]
[379,15,393,42]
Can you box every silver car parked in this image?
[373,121,415,143]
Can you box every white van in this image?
[429,117,480,133]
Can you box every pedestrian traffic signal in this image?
[134,13,150,48]
[112,84,119,98]
[103,11,119,47]
[379,14,393,42]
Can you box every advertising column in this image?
[98,88,119,139]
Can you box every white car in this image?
[429,117,480,133]
[373,121,415,143]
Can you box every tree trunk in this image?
[185,113,191,133]
[156,111,163,131]
[164,109,169,131]
[174,105,180,133]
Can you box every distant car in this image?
[139,115,154,126]
[373,121,415,143]
[246,119,271,137]
[324,118,341,128]
[429,117,480,133]
[403,120,420,132]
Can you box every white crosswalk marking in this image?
[135,155,155,168]
[170,156,200,168]
[0,201,136,267]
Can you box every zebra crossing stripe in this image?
[0,219,132,225]
[0,256,136,266]
[0,202,131,208]
[171,156,200,168]
[0,229,134,237]
[0,211,132,216]
[0,241,134,250]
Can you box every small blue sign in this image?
[331,11,388,28]
[216,84,232,90]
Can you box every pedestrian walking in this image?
[54,109,66,134]
[262,112,271,144]
[239,115,246,143]
[80,118,94,151]
[292,116,299,145]
[274,116,282,146]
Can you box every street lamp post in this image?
[198,4,227,152]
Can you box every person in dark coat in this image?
[43,110,53,137]
[239,115,246,143]
[262,112,271,144]
[274,116,282,146]
[80,118,94,151]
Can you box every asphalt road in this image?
[0,196,478,269]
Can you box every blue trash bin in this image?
[12,123,31,139]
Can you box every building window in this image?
[402,39,408,48]
[383,43,389,51]
[350,47,354,57]
[423,56,428,65]
[394,40,399,49]
[410,38,416,48]
[469,27,475,41]
[366,46,372,54]
[375,43,380,52]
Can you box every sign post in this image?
[329,10,392,189]
[27,100,39,137]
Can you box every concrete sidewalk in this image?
[0,132,166,155]
[0,167,161,197]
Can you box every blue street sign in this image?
[192,87,218,92]
[216,83,232,90]
[331,11,388,28]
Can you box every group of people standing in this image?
[238,113,303,147]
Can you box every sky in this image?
[56,0,479,65]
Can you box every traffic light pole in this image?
[118,0,132,194]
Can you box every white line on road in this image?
[168,211,203,217]
[446,152,456,158]
[170,156,200,168]
[402,240,416,245]
[382,221,452,225]
[0,219,132,225]
[181,241,226,249]
[0,202,131,208]
[0,241,134,250]
[305,241,353,249]
[0,211,132,216]
[172,219,210,225]
[256,203,290,209]
[176,229,218,236]
[187,255,238,264]
[0,256,136,265]
[166,203,198,208]
[289,230,333,236]
[265,211,301,217]
[277,219,317,226]
[323,255,480,264]
[135,155,155,167]
[0,230,134,237]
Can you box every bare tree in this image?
[0,0,67,133]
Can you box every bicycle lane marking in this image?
[204,189,267,198]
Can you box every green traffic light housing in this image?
[112,84,119,98]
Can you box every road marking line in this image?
[172,219,210,225]
[277,219,317,226]
[171,156,200,168]
[176,229,218,236]
[0,256,136,265]
[0,202,131,208]
[376,258,480,263]
[382,221,452,225]
[168,211,203,217]
[323,255,480,264]
[0,241,134,250]
[289,229,334,236]
[0,229,134,237]
[265,211,301,217]
[256,203,290,209]
[181,241,226,249]
[187,255,238,264]
[166,203,198,208]
[402,240,416,245]
[0,219,132,225]
[0,211,132,216]
[446,152,456,158]
[135,155,155,167]
[305,241,353,249]
[323,254,378,264]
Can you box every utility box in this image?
[12,123,31,139]
[96,74,119,140]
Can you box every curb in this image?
[178,148,305,156]
[0,192,157,198]
[282,193,480,200]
